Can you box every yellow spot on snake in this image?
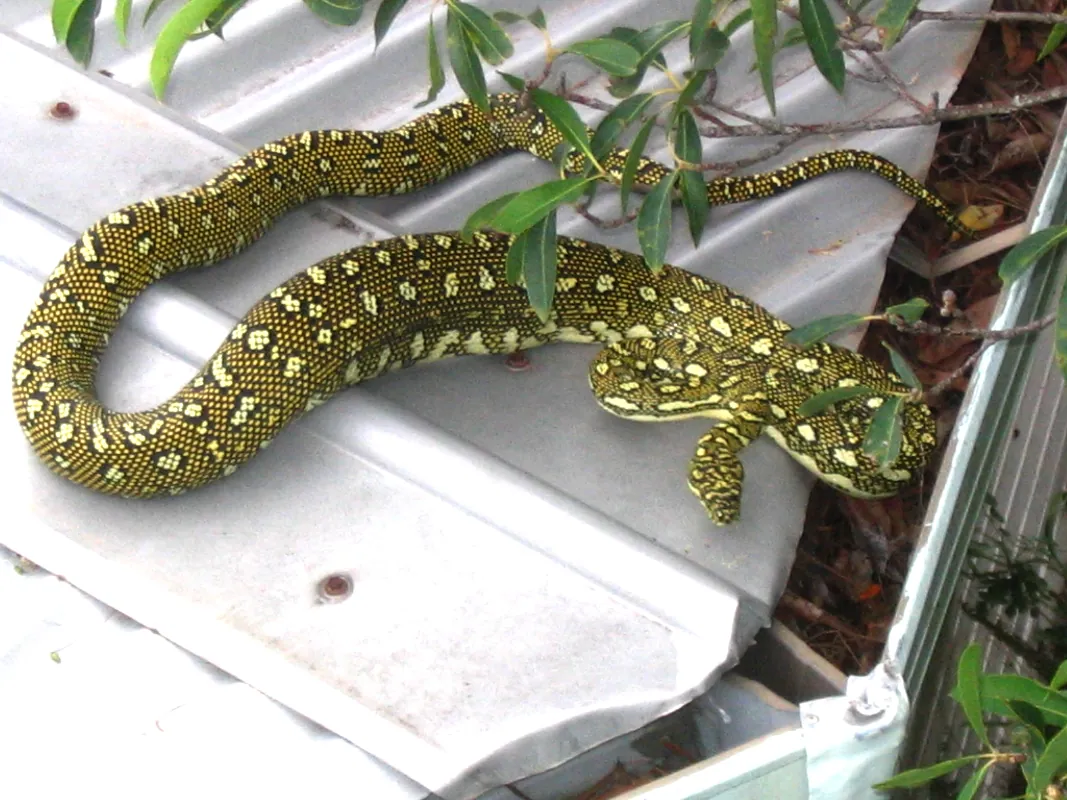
[795,358,819,373]
[834,448,859,467]
[797,425,817,442]
[710,316,732,338]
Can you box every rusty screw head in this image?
[50,101,76,120]
[504,351,530,372]
[316,572,353,603]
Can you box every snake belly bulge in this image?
[12,93,943,524]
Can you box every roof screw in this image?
[504,350,530,371]
[316,572,353,603]
[50,101,76,120]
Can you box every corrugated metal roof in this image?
[0,0,986,796]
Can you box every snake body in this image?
[12,93,944,524]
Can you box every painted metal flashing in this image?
[0,0,988,795]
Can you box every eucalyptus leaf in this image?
[1040,23,1067,61]
[304,0,365,26]
[565,38,641,76]
[460,192,519,241]
[798,384,875,417]
[675,110,709,246]
[115,0,133,45]
[529,88,594,166]
[956,644,991,748]
[415,12,446,107]
[885,297,929,323]
[515,213,559,322]
[785,314,867,347]
[64,0,102,66]
[863,396,904,467]
[750,0,778,113]
[620,116,656,211]
[798,0,845,92]
[150,0,226,98]
[445,7,488,112]
[883,344,921,390]
[449,0,513,65]
[491,178,592,234]
[873,755,986,790]
[637,173,677,271]
[374,0,409,46]
[999,225,1067,285]
[874,0,919,50]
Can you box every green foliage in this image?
[48,0,946,336]
[964,495,1067,683]
[994,225,1067,385]
[877,645,1067,798]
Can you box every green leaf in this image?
[565,38,641,76]
[1057,267,1067,385]
[956,644,991,748]
[460,192,519,241]
[445,7,488,112]
[620,116,656,211]
[798,384,875,417]
[515,213,559,322]
[885,297,929,323]
[999,225,1067,285]
[449,0,513,65]
[1040,23,1067,61]
[1050,660,1067,691]
[873,755,987,790]
[721,7,752,38]
[143,0,172,27]
[883,344,921,390]
[529,88,595,167]
[150,0,225,98]
[750,0,778,114]
[785,314,868,347]
[781,26,808,49]
[955,761,991,800]
[675,69,709,112]
[497,71,526,91]
[874,0,919,50]
[1033,724,1067,790]
[64,0,102,66]
[304,0,365,26]
[416,12,446,107]
[690,0,713,59]
[115,0,133,46]
[52,0,84,43]
[527,7,547,31]
[636,173,677,271]
[972,674,1067,726]
[863,395,904,467]
[607,19,689,97]
[799,0,845,92]
[493,11,524,25]
[374,0,409,46]
[692,27,731,70]
[1006,701,1050,745]
[491,178,593,234]
[589,92,655,162]
[675,110,709,246]
[192,0,248,41]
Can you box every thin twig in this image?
[573,202,637,229]
[693,85,1067,140]
[890,313,1056,399]
[896,312,1056,340]
[913,9,1067,25]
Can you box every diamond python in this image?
[12,92,952,524]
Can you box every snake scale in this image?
[12,92,950,524]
